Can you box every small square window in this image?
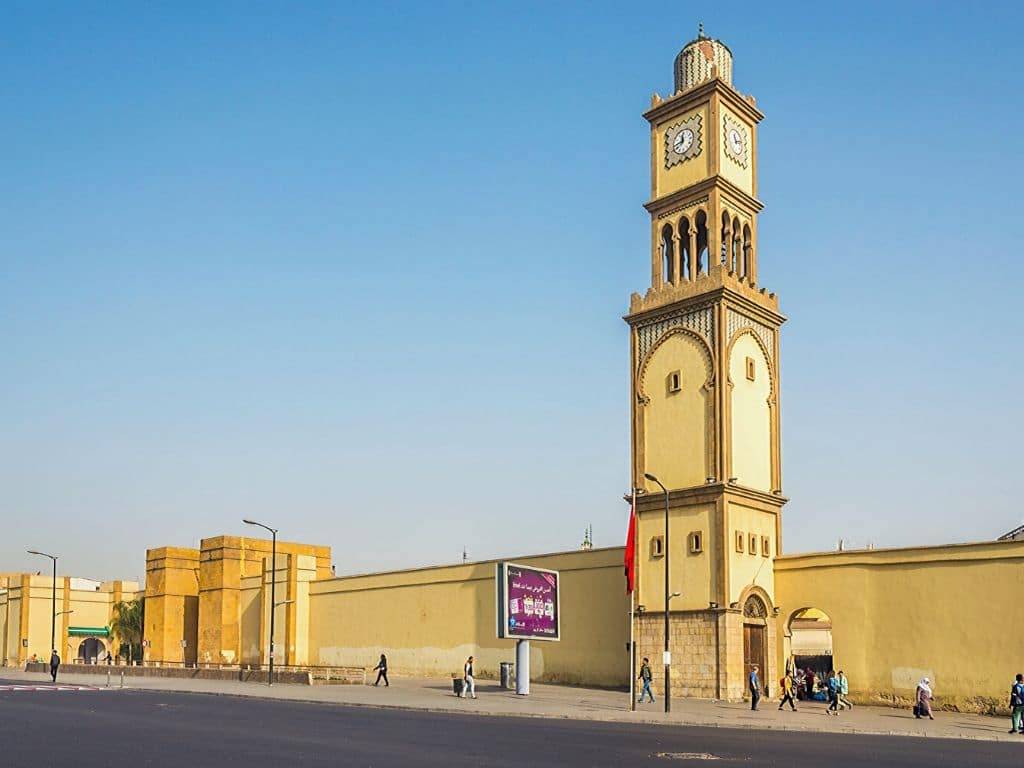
[745,357,756,381]
[688,531,703,554]
[761,536,771,557]
[748,534,758,555]
[735,531,744,553]
[650,536,664,558]
[667,370,682,394]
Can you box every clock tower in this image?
[627,27,785,701]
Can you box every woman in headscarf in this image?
[915,677,934,720]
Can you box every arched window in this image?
[695,210,709,274]
[721,212,731,269]
[679,216,692,280]
[743,594,768,619]
[661,224,675,284]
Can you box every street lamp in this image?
[243,519,279,686]
[643,472,672,713]
[27,550,58,654]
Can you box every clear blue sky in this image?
[3,2,1022,582]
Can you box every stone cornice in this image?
[644,77,764,127]
[644,176,763,218]
[634,482,787,514]
[624,266,786,324]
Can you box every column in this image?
[687,228,697,280]
[671,231,683,286]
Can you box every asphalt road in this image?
[0,680,1019,767]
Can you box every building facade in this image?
[0,574,141,666]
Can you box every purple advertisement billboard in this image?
[496,562,560,641]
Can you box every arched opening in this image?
[678,216,692,280]
[695,210,709,275]
[77,637,107,665]
[661,224,675,284]
[788,608,833,700]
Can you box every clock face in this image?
[673,128,694,155]
[664,115,702,168]
[722,116,749,167]
[728,128,743,155]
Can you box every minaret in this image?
[627,27,786,702]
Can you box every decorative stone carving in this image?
[637,306,714,370]
[665,114,703,168]
[743,594,767,619]
[726,309,773,363]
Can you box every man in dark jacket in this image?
[49,650,60,683]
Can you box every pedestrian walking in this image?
[838,670,852,710]
[637,657,655,703]
[914,677,934,720]
[778,670,798,711]
[1008,673,1024,733]
[749,664,761,711]
[49,650,60,683]
[461,655,477,699]
[825,670,840,715]
[373,653,389,687]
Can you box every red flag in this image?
[624,501,637,593]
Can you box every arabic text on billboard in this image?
[504,564,558,640]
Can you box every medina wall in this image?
[308,547,630,687]
[774,540,1024,714]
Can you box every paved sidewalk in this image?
[2,668,1017,742]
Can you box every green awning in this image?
[67,626,110,637]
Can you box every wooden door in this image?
[743,623,766,691]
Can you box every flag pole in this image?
[629,487,636,712]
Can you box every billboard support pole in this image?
[515,639,530,695]
[629,487,637,712]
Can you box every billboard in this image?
[496,562,560,641]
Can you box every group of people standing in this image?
[748,667,856,714]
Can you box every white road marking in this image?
[0,684,102,692]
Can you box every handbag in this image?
[912,703,920,717]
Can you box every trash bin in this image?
[500,662,515,690]
[452,676,464,696]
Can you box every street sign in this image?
[663,651,671,665]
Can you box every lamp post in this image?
[243,519,278,686]
[27,550,58,655]
[643,473,672,713]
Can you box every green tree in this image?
[111,598,144,665]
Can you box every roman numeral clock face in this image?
[665,115,702,168]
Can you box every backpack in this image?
[1012,682,1024,707]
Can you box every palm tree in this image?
[110,598,144,665]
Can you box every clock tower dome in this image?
[627,27,785,701]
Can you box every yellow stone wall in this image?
[726,502,776,604]
[639,332,713,492]
[652,105,711,198]
[194,536,330,665]
[145,546,201,665]
[718,105,754,195]
[308,547,630,686]
[636,502,714,612]
[775,540,1024,713]
[728,333,771,493]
